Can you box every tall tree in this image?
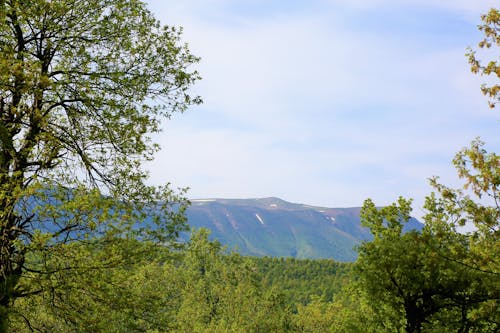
[357,194,496,333]
[0,0,200,328]
[357,8,500,332]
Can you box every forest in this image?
[0,1,498,332]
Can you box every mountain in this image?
[184,197,423,262]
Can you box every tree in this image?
[356,198,492,332]
[467,8,500,108]
[357,142,499,333]
[423,140,499,331]
[0,0,200,328]
[357,8,500,332]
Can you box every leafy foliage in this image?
[467,8,500,108]
[357,141,499,333]
[0,0,200,328]
[251,256,351,306]
[10,230,296,332]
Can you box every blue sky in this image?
[144,0,499,218]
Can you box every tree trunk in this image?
[405,301,423,333]
[0,200,24,332]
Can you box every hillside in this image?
[184,197,423,261]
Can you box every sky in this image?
[143,0,499,219]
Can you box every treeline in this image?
[5,229,374,332]
[9,230,355,332]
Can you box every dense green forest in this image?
[251,257,352,306]
[10,213,498,332]
[0,0,498,332]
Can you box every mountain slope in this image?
[185,197,423,262]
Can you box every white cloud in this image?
[143,0,500,213]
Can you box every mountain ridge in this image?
[185,197,423,261]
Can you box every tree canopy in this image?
[0,0,200,328]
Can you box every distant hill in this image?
[184,197,423,262]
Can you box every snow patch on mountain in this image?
[255,213,265,225]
